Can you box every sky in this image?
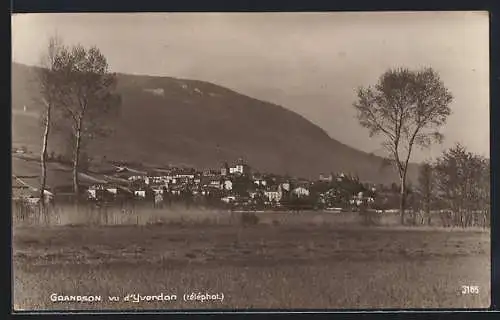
[11,12,490,162]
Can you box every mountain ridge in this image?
[11,62,419,185]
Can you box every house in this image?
[128,175,145,182]
[292,186,310,197]
[134,190,146,198]
[88,184,106,200]
[145,175,168,185]
[209,179,222,189]
[265,190,281,202]
[201,176,223,189]
[264,186,282,202]
[229,158,250,175]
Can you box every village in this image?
[13,153,389,212]
[85,157,390,211]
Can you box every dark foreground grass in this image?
[13,224,490,310]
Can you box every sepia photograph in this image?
[11,11,490,310]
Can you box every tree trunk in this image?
[40,103,51,209]
[72,119,83,197]
[399,176,406,225]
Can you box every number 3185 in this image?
[461,285,479,294]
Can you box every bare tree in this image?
[353,67,453,225]
[50,44,121,196]
[34,35,65,207]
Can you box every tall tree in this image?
[353,67,453,224]
[34,35,65,206]
[51,44,121,195]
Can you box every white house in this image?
[235,163,245,173]
[264,190,281,202]
[128,175,144,182]
[229,158,249,175]
[147,175,168,185]
[134,190,146,198]
[208,179,222,189]
[229,167,238,174]
[292,187,310,197]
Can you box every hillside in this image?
[11,62,419,185]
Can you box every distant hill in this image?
[11,62,419,185]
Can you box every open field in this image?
[13,211,490,310]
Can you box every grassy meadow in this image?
[12,206,491,310]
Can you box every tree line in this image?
[412,143,490,227]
